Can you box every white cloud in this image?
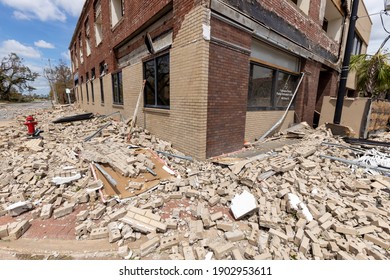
[0,0,85,22]
[61,51,71,61]
[0,40,41,59]
[13,10,32,20]
[34,40,55,49]
[363,0,390,54]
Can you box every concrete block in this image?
[318,212,332,224]
[183,246,196,260]
[76,210,89,221]
[90,205,106,220]
[320,220,333,230]
[230,190,257,220]
[224,230,245,242]
[247,228,260,246]
[299,236,310,255]
[244,246,257,260]
[118,245,129,258]
[216,221,234,232]
[337,251,353,260]
[6,201,33,217]
[194,247,207,260]
[40,204,53,220]
[107,222,122,243]
[254,252,272,260]
[140,236,160,257]
[0,224,9,238]
[294,228,304,246]
[364,234,389,250]
[9,220,30,240]
[312,243,323,258]
[210,211,223,221]
[208,195,220,206]
[232,248,244,260]
[75,224,88,236]
[120,215,156,234]
[331,224,358,236]
[209,242,234,259]
[357,225,377,235]
[160,235,180,251]
[169,253,184,260]
[53,204,74,219]
[269,228,289,242]
[90,227,109,240]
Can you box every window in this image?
[73,43,78,69]
[79,33,84,64]
[85,18,91,56]
[99,61,105,103]
[112,71,123,105]
[248,62,299,110]
[144,53,170,109]
[322,0,343,42]
[86,72,89,103]
[94,0,103,45]
[290,0,310,15]
[111,0,124,27]
[91,68,95,103]
[352,34,363,55]
[80,76,84,102]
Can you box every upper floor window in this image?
[352,34,363,55]
[78,33,84,64]
[290,0,310,15]
[85,18,91,56]
[322,0,343,42]
[111,0,124,27]
[144,53,170,109]
[94,0,103,45]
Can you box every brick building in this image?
[69,0,371,159]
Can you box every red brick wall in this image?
[206,17,251,158]
[70,0,172,81]
[294,59,321,126]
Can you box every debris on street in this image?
[0,105,389,260]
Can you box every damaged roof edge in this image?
[69,0,91,50]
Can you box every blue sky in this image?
[0,0,389,96]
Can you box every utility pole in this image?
[47,59,59,104]
[333,0,359,124]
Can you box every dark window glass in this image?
[248,65,273,108]
[248,63,298,110]
[86,72,89,102]
[112,71,123,105]
[100,77,104,103]
[143,53,170,109]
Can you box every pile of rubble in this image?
[0,105,389,260]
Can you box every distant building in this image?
[69,0,371,159]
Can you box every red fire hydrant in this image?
[24,115,37,135]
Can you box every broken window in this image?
[94,0,103,46]
[111,0,124,27]
[79,33,84,64]
[248,63,299,110]
[85,18,91,56]
[80,76,84,102]
[112,71,123,105]
[144,53,170,109]
[322,0,343,42]
[289,0,310,15]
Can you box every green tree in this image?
[0,53,39,101]
[349,37,390,99]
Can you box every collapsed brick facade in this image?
[69,0,371,159]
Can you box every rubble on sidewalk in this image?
[0,106,389,260]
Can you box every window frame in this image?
[247,61,299,111]
[143,52,170,110]
[112,70,123,105]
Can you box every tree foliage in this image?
[350,48,390,99]
[44,60,74,104]
[0,53,39,101]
